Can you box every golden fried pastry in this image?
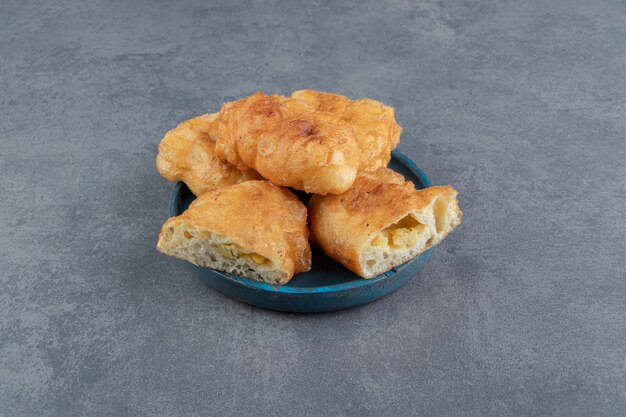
[157,180,312,285]
[156,114,261,196]
[211,92,361,195]
[291,90,401,170]
[308,168,462,278]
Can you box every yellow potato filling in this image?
[370,216,427,250]
[215,243,269,265]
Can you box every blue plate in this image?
[168,150,433,313]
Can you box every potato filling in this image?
[370,216,427,250]
[215,243,269,265]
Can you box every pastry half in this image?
[157,181,312,285]
[291,90,402,170]
[156,114,261,196]
[212,92,362,195]
[308,168,462,278]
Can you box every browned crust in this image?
[156,114,261,196]
[291,90,402,170]
[212,92,362,194]
[309,168,460,277]
[158,181,312,282]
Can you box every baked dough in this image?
[212,92,361,195]
[156,114,261,196]
[308,168,462,278]
[291,90,401,170]
[157,180,312,285]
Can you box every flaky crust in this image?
[309,168,461,277]
[156,114,261,196]
[157,181,312,284]
[212,92,361,194]
[291,90,401,170]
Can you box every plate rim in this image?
[168,149,432,295]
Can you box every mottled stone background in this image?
[1,0,624,416]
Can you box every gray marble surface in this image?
[1,0,625,416]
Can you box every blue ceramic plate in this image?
[168,150,433,312]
